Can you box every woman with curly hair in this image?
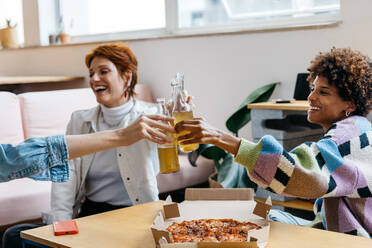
[175,47,372,237]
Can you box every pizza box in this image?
[151,188,272,248]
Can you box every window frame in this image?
[23,0,341,47]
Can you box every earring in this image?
[345,111,350,117]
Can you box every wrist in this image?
[114,128,126,147]
[215,130,241,155]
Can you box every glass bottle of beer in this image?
[156,98,180,173]
[171,73,199,152]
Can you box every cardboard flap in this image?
[164,195,180,219]
[253,196,272,220]
[158,237,169,245]
[151,212,171,244]
[151,228,171,245]
[153,212,165,226]
[185,188,254,201]
[247,223,270,246]
[165,195,173,203]
[208,172,223,188]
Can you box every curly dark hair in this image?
[307,47,372,116]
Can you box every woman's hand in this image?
[117,114,175,146]
[174,118,219,145]
[174,118,241,155]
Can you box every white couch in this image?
[0,85,215,229]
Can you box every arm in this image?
[0,135,69,182]
[0,114,174,182]
[234,135,370,199]
[234,136,330,199]
[66,114,174,159]
[175,118,369,199]
[174,118,241,155]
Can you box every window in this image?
[58,0,165,36]
[12,0,341,47]
[0,0,24,45]
[178,0,340,30]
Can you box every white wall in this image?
[0,0,371,139]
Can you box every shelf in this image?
[0,76,84,85]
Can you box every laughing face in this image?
[89,56,132,108]
[307,76,355,131]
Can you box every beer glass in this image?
[156,98,180,173]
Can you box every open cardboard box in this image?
[151,188,272,248]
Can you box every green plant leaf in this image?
[225,82,279,136]
[187,144,226,168]
[201,146,226,161]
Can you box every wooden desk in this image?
[247,100,309,111]
[0,76,85,93]
[21,201,372,248]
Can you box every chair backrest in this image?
[293,73,310,100]
[19,88,97,138]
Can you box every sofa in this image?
[0,85,215,229]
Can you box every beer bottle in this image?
[171,73,199,152]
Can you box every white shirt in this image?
[46,99,160,224]
[85,99,134,205]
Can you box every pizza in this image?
[166,218,261,243]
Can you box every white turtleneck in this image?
[85,98,134,206]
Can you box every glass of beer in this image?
[156,98,180,173]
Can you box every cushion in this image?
[0,91,24,144]
[0,178,51,226]
[19,88,97,138]
[19,85,154,139]
[157,154,216,193]
[134,84,154,102]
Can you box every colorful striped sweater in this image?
[235,116,372,238]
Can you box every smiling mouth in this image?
[93,86,107,92]
[309,106,320,111]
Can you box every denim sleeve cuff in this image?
[45,135,69,182]
[234,138,260,173]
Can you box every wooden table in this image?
[0,76,85,93]
[21,201,372,248]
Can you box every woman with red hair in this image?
[3,42,166,248]
[49,42,163,220]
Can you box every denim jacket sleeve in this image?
[0,135,69,182]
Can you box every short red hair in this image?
[85,42,138,97]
